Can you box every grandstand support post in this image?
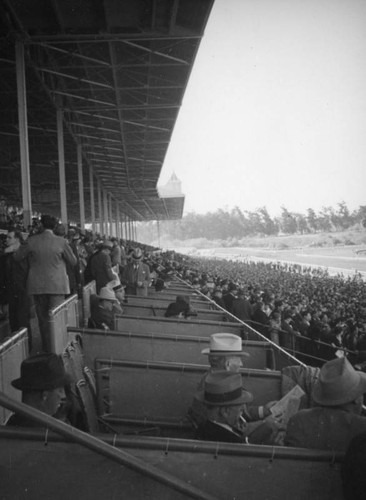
[116,201,120,239]
[15,41,32,229]
[129,218,132,241]
[97,180,103,235]
[134,221,137,241]
[157,220,161,248]
[108,193,113,236]
[57,107,67,224]
[124,215,128,241]
[89,166,96,234]
[103,190,109,237]
[77,144,85,229]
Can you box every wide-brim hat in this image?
[12,353,71,391]
[201,333,250,357]
[197,372,253,406]
[97,287,118,301]
[312,357,366,406]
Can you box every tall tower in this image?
[158,172,183,197]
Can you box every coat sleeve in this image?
[63,240,77,267]
[12,242,31,262]
[284,414,305,448]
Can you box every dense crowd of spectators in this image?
[176,257,366,368]
[1,205,366,368]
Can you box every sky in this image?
[158,0,366,218]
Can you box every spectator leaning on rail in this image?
[6,353,71,427]
[164,295,197,319]
[285,357,366,451]
[121,247,151,296]
[13,215,77,353]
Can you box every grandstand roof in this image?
[0,0,213,222]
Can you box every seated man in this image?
[285,357,366,451]
[164,295,197,319]
[189,333,280,441]
[89,286,118,330]
[7,353,71,427]
[196,372,280,445]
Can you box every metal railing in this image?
[49,294,80,354]
[0,329,28,424]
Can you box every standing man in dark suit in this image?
[14,214,77,352]
[90,240,116,293]
[121,247,151,296]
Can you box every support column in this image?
[125,217,129,240]
[103,190,109,237]
[116,202,120,239]
[57,107,67,224]
[108,193,113,236]
[77,144,85,229]
[129,219,133,242]
[16,41,32,229]
[97,180,103,235]
[89,167,96,234]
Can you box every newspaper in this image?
[270,384,305,426]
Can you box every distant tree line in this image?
[139,202,366,242]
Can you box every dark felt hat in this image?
[11,353,71,391]
[197,372,253,406]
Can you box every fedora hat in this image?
[201,333,250,357]
[102,240,113,250]
[97,287,117,301]
[12,353,71,391]
[312,357,366,406]
[198,372,253,406]
[131,247,143,260]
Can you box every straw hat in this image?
[312,357,366,406]
[201,333,250,357]
[198,372,253,406]
[12,353,71,391]
[97,287,117,302]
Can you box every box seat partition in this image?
[0,428,344,500]
[126,295,214,310]
[121,303,228,322]
[72,328,275,370]
[95,359,282,423]
[115,315,246,338]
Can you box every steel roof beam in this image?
[52,90,115,107]
[26,34,202,44]
[121,40,189,66]
[36,67,114,90]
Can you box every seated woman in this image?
[164,295,197,319]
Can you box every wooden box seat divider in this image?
[115,315,246,338]
[94,359,282,424]
[126,295,215,310]
[70,328,276,370]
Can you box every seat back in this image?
[95,359,282,422]
[77,328,275,370]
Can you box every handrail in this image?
[0,391,218,500]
